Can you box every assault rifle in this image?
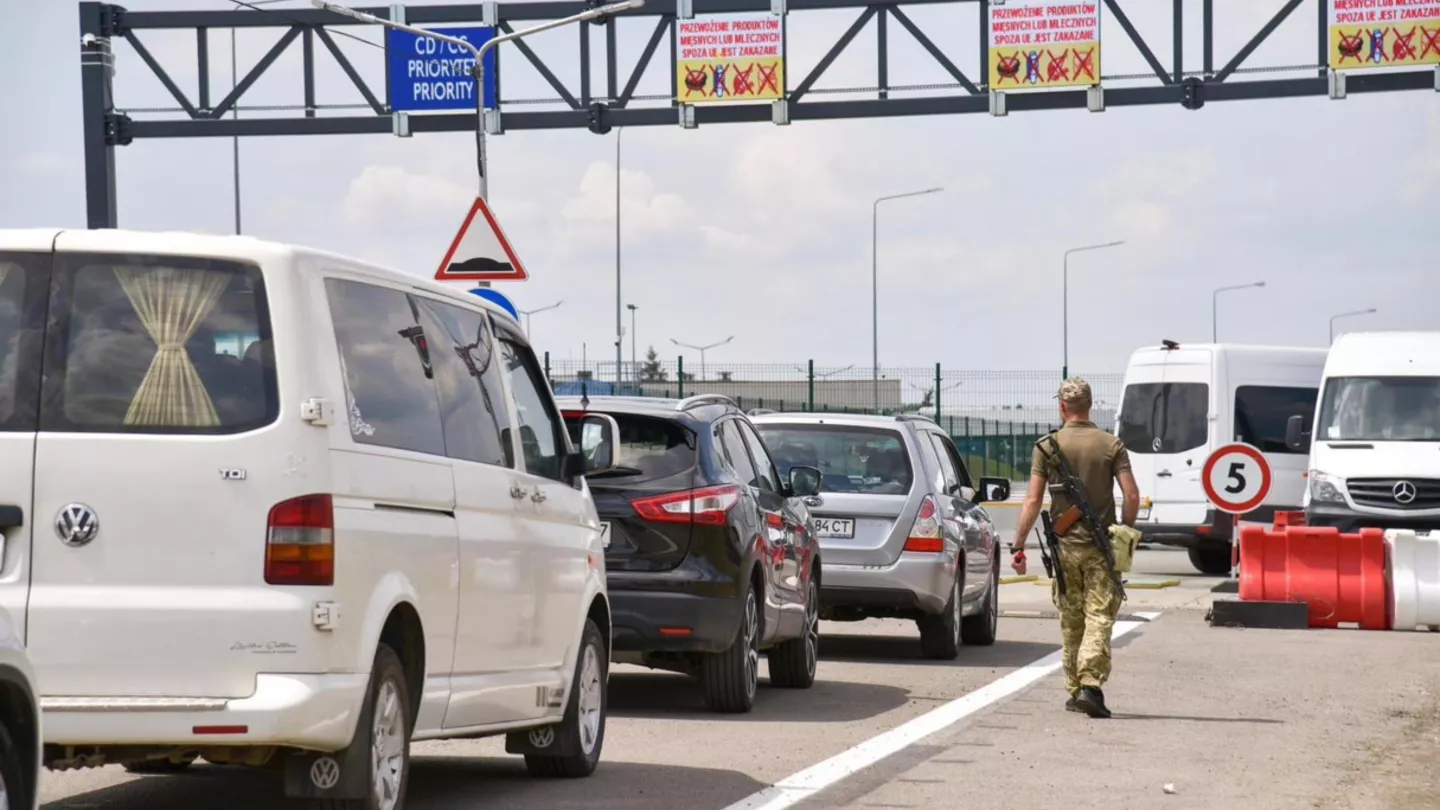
[1036,513,1066,598]
[1037,434,1127,602]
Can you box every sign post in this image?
[1201,442,1273,587]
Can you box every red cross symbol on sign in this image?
[1392,27,1419,61]
[683,68,709,97]
[1045,50,1071,82]
[757,62,780,95]
[996,55,1022,83]
[1422,26,1440,59]
[1072,48,1096,81]
[1338,31,1365,62]
[732,64,756,96]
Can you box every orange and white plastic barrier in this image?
[1385,530,1440,632]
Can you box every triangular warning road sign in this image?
[435,196,529,282]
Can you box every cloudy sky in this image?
[2,0,1435,381]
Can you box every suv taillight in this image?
[903,495,944,553]
[265,494,335,586]
[632,485,741,526]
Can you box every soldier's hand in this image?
[1011,550,1027,575]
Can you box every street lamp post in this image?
[517,299,563,338]
[1330,307,1377,343]
[1212,281,1266,342]
[312,0,642,203]
[627,303,638,380]
[670,336,733,383]
[1062,240,1125,380]
[616,128,623,388]
[227,0,293,234]
[872,187,943,412]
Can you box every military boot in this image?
[1065,695,1083,713]
[1075,686,1111,719]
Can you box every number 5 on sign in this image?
[1201,443,1272,515]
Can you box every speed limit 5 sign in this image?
[1201,443,1273,515]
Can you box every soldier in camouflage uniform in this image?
[1011,378,1140,718]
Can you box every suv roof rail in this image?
[677,394,736,411]
[896,413,937,424]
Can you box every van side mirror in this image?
[977,476,1011,503]
[567,413,621,477]
[1285,414,1311,452]
[788,465,823,498]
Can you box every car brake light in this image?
[904,496,944,553]
[265,494,334,586]
[631,485,740,526]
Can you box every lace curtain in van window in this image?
[113,266,231,427]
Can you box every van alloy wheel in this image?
[578,643,603,756]
[371,679,406,810]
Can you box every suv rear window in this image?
[43,254,278,434]
[1117,382,1208,454]
[563,411,697,482]
[755,424,913,494]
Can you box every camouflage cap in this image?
[1056,377,1093,407]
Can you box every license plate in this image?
[813,518,855,539]
[599,522,612,548]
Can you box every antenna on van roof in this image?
[1161,340,1180,350]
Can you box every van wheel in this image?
[960,563,999,646]
[702,586,759,713]
[917,575,961,660]
[320,644,411,810]
[1189,545,1232,576]
[525,619,608,779]
[124,755,196,774]
[768,578,819,689]
[0,718,32,810]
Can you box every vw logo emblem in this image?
[309,756,341,790]
[1393,480,1418,505]
[527,726,555,749]
[54,504,99,547]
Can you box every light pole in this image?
[1330,307,1377,343]
[872,187,943,411]
[615,128,623,388]
[227,0,292,233]
[1212,281,1266,342]
[1062,240,1125,380]
[517,299,563,338]
[312,0,642,202]
[671,336,733,383]
[627,303,638,380]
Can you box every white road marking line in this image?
[722,611,1164,810]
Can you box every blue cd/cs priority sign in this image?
[385,26,498,112]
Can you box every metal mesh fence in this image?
[543,355,1123,482]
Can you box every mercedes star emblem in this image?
[1392,480,1418,505]
[55,503,99,547]
[1152,437,1163,452]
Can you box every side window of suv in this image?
[931,432,976,494]
[324,278,445,456]
[926,433,962,494]
[738,420,780,493]
[497,332,567,482]
[717,420,758,487]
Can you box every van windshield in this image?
[755,424,913,494]
[1318,377,1440,442]
[1117,382,1209,454]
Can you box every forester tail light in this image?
[903,495,944,553]
[265,494,335,586]
[631,485,741,526]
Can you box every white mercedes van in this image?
[0,228,620,809]
[1114,341,1327,574]
[1288,331,1440,533]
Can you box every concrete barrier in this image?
[1385,529,1440,631]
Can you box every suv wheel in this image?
[320,644,411,810]
[960,562,999,646]
[525,619,608,778]
[702,585,760,713]
[768,577,819,689]
[917,574,962,660]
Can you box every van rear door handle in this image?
[0,506,21,528]
[1156,470,1173,478]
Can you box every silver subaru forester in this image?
[751,413,1012,659]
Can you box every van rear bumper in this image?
[1138,505,1296,547]
[40,672,368,751]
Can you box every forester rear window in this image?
[756,424,913,494]
[564,412,697,482]
[43,254,278,434]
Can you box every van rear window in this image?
[1117,382,1208,454]
[42,254,278,434]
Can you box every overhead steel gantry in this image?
[78,0,1436,228]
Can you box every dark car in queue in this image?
[558,394,824,713]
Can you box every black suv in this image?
[558,394,824,713]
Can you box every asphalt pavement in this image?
[38,547,1440,809]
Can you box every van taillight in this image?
[632,485,741,526]
[265,494,334,586]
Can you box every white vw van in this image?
[0,228,620,809]
[1288,331,1440,533]
[1114,341,1327,574]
